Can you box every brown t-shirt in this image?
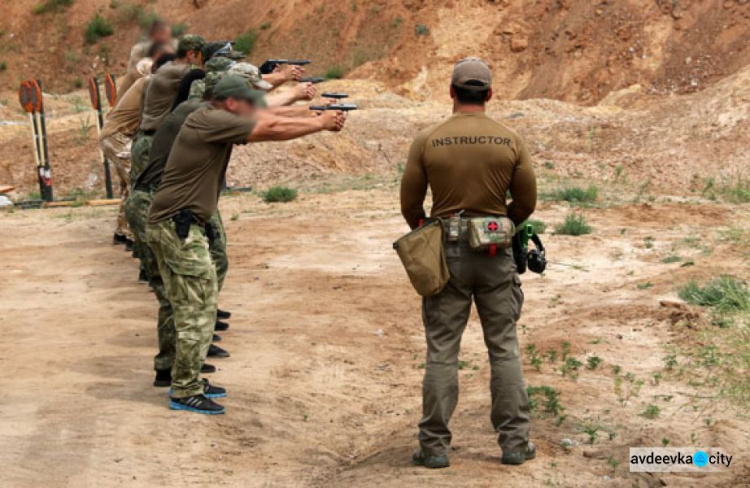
[100,77,147,140]
[148,106,256,224]
[140,62,192,132]
[400,111,537,229]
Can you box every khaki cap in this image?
[451,57,492,89]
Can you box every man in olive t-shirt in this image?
[145,75,346,415]
[401,58,537,469]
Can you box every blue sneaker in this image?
[169,394,225,415]
[170,379,226,399]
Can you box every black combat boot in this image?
[208,344,230,358]
[501,442,537,466]
[217,309,231,320]
[213,334,222,343]
[138,267,148,284]
[113,233,128,245]
[153,369,171,387]
[201,363,216,373]
[412,449,450,469]
[169,394,225,415]
[215,320,230,332]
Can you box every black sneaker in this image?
[113,233,128,245]
[215,320,230,332]
[201,363,216,373]
[138,268,148,284]
[213,333,222,343]
[412,449,450,469]
[153,369,171,387]
[208,344,230,358]
[217,309,232,320]
[170,379,226,399]
[501,442,537,466]
[169,394,225,415]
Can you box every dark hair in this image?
[149,20,170,37]
[152,53,176,73]
[452,83,490,105]
[147,41,167,59]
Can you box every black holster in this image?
[512,232,528,275]
[204,221,220,242]
[173,209,194,241]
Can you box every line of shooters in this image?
[99,22,356,415]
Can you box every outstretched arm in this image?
[248,110,345,142]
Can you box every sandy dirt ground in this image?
[1,182,747,487]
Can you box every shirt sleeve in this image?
[400,131,429,229]
[200,110,257,145]
[507,135,537,225]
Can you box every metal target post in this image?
[88,77,114,199]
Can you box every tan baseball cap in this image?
[451,57,492,89]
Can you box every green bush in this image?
[679,277,750,313]
[325,66,345,79]
[555,213,592,236]
[0,61,6,72]
[262,186,298,203]
[415,24,430,36]
[555,185,598,203]
[85,14,114,44]
[235,30,258,55]
[34,0,74,15]
[171,23,189,37]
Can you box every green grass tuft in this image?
[34,0,73,15]
[679,277,750,313]
[325,66,345,79]
[415,24,430,36]
[555,213,592,236]
[262,186,298,203]
[235,30,258,55]
[84,14,114,44]
[555,185,599,203]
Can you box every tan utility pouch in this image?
[468,217,515,251]
[393,219,450,297]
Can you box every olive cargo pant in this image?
[146,219,218,398]
[125,190,175,371]
[100,132,133,240]
[419,241,531,455]
[126,190,229,371]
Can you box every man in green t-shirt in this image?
[130,34,206,185]
[145,76,346,415]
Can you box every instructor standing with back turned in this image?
[400,58,537,469]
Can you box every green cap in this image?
[205,57,234,74]
[212,75,265,104]
[177,34,206,54]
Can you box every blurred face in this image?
[153,44,175,63]
[225,98,257,118]
[151,25,172,44]
[186,50,204,67]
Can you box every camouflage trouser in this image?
[128,132,154,259]
[100,132,133,240]
[125,189,175,371]
[129,132,154,188]
[209,210,228,291]
[419,242,531,456]
[146,219,218,398]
